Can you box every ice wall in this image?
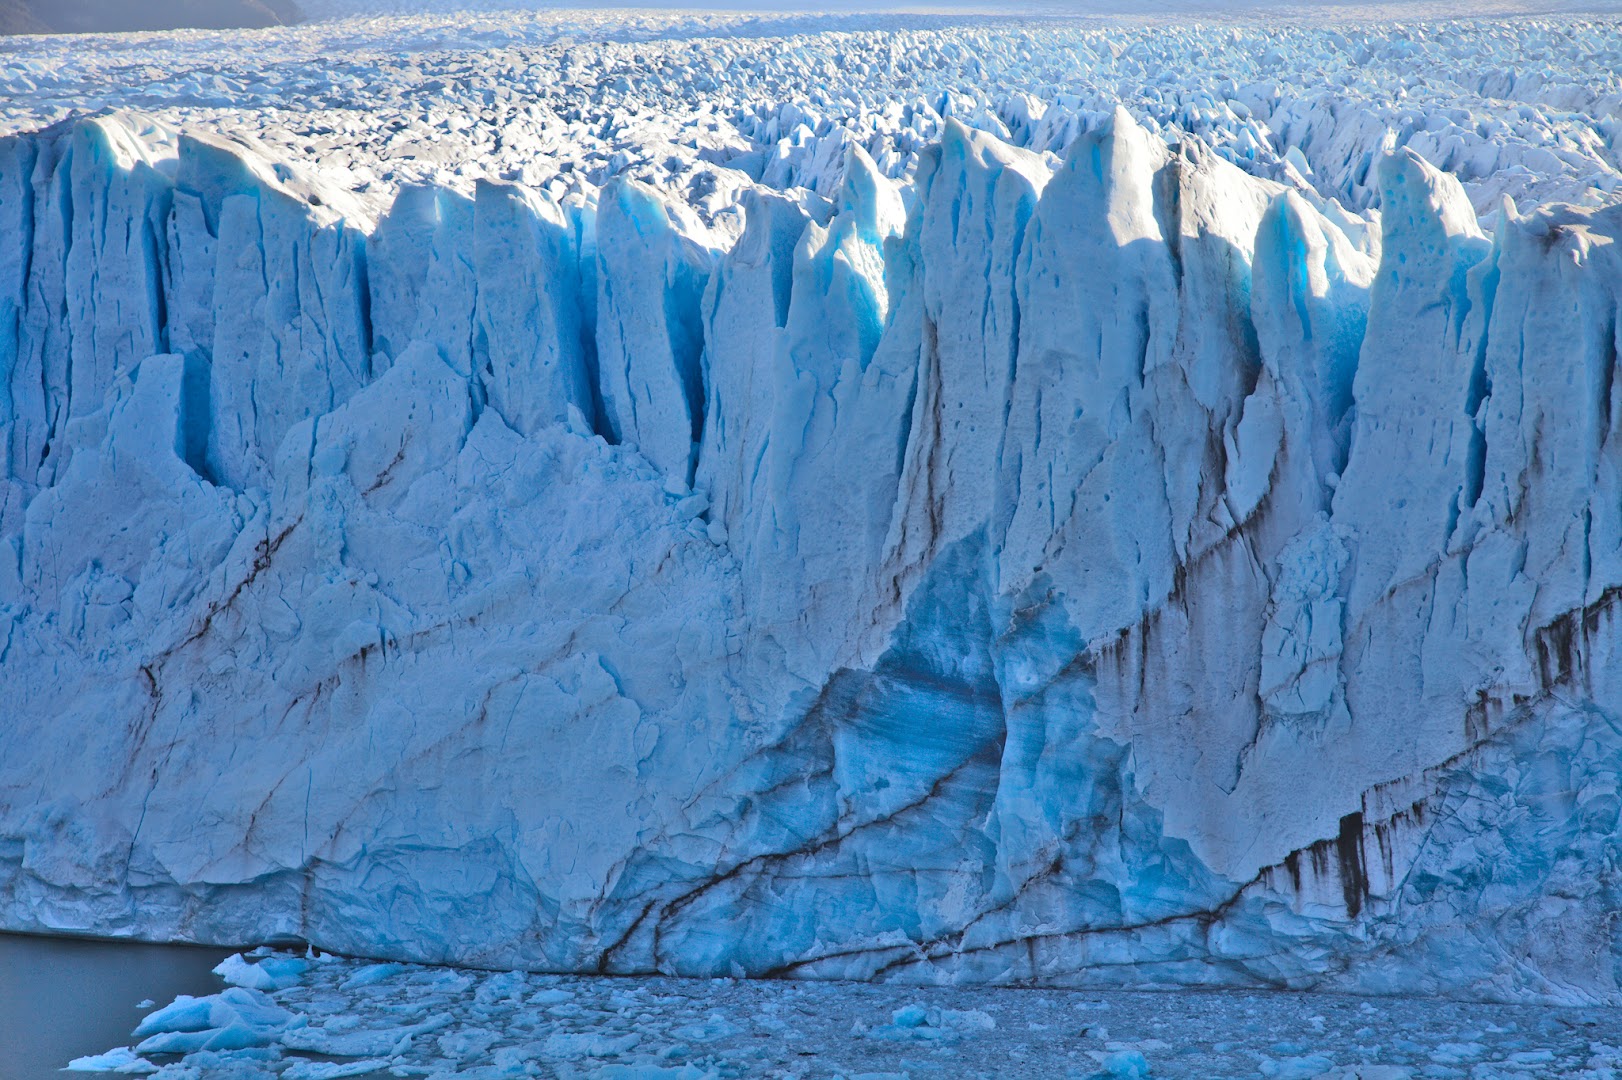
[3,109,1622,1003]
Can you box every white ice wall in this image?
[3,108,1622,1003]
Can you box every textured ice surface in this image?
[5,6,1622,1005]
[5,10,1622,215]
[68,950,1622,1078]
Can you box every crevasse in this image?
[3,106,1622,1004]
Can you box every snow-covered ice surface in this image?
[67,949,1622,1078]
[5,8,1622,216]
[8,0,1622,1011]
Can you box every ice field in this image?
[64,947,1622,1078]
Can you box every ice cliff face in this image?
[5,92,1622,1005]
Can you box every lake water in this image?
[0,932,230,1079]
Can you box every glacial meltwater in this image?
[0,933,228,1080]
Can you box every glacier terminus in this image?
[4,3,1622,1043]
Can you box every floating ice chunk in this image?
[1089,1049,1151,1079]
[1259,1053,1337,1079]
[436,1028,499,1060]
[890,1003,928,1028]
[132,987,294,1054]
[486,1043,542,1073]
[65,1046,157,1074]
[213,952,309,991]
[863,1003,996,1041]
[589,1066,720,1080]
[131,995,213,1037]
[281,1060,392,1080]
[543,1031,641,1059]
[526,988,576,1007]
[281,1015,444,1058]
[669,1013,738,1043]
[1431,1040,1487,1064]
[337,962,410,990]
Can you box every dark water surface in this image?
[0,932,230,1079]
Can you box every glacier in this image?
[4,9,1622,1008]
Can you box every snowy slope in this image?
[4,10,1622,1004]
